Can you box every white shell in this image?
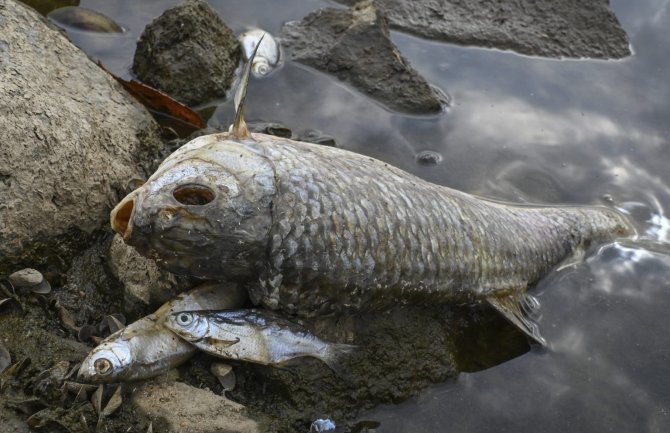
[239,29,280,77]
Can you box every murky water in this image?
[66,0,670,431]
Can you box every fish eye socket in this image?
[177,312,193,326]
[94,358,113,376]
[173,184,215,206]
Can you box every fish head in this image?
[77,340,132,383]
[110,134,276,279]
[165,311,209,342]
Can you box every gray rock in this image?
[336,0,631,59]
[131,381,265,433]
[133,0,241,106]
[108,234,195,315]
[280,0,448,114]
[8,268,51,294]
[8,268,43,289]
[0,0,164,276]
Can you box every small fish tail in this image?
[320,343,357,378]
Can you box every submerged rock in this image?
[47,6,123,33]
[133,0,241,106]
[335,0,631,59]
[0,0,163,276]
[280,0,448,114]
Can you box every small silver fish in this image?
[164,309,356,371]
[77,282,247,383]
[239,29,280,77]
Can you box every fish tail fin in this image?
[320,343,357,378]
[487,292,547,347]
[579,206,635,240]
[231,33,265,139]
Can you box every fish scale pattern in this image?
[249,136,630,315]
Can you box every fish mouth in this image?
[110,194,135,241]
[76,359,94,382]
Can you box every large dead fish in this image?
[109,44,633,345]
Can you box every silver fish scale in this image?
[248,137,629,316]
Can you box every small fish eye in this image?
[177,312,193,326]
[173,184,215,206]
[94,358,113,375]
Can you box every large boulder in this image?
[336,0,631,59]
[131,381,265,433]
[132,0,241,106]
[280,0,448,114]
[0,0,164,276]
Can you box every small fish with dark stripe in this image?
[164,309,355,371]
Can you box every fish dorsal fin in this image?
[231,33,265,139]
[487,292,547,347]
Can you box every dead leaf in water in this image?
[97,62,206,137]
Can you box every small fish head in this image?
[165,311,209,341]
[110,135,276,279]
[77,341,132,383]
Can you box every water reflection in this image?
[363,242,670,432]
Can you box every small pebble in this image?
[415,150,443,166]
[8,268,51,294]
[299,129,336,147]
[248,121,292,138]
[210,363,236,391]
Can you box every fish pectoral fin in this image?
[487,292,547,347]
[206,337,240,348]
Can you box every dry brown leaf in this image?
[101,384,123,417]
[91,384,103,415]
[97,62,205,137]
